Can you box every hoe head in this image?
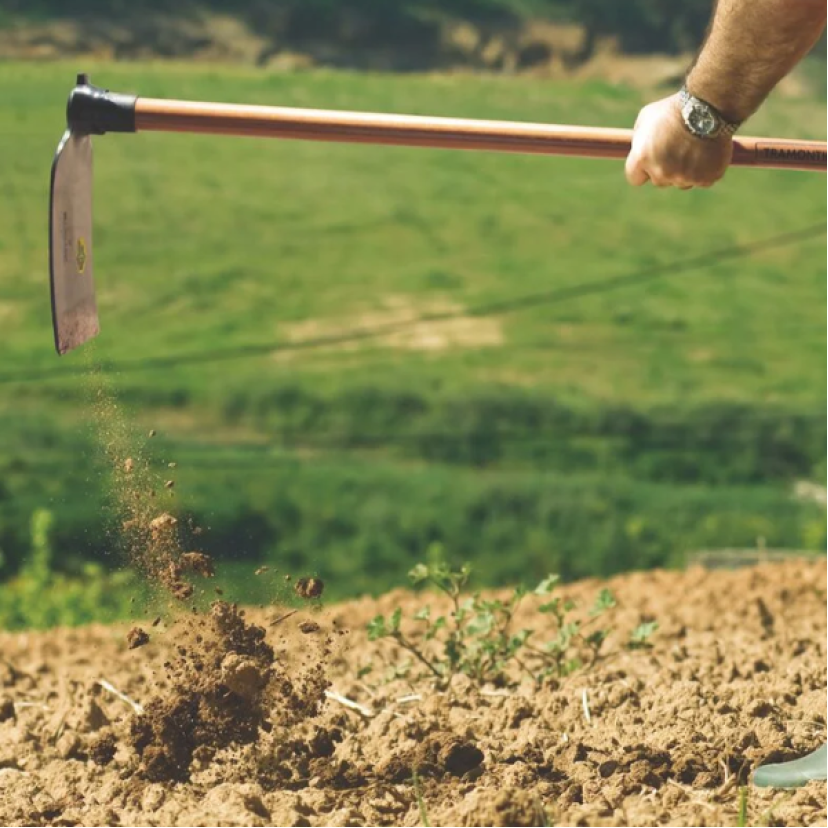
[49,127,97,355]
[49,74,136,355]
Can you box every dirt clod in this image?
[127,627,150,649]
[298,621,321,634]
[149,513,177,537]
[180,551,215,578]
[0,697,15,722]
[295,577,324,600]
[379,733,484,782]
[89,731,118,766]
[220,653,267,700]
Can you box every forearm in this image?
[688,0,827,122]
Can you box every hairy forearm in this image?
[688,0,827,122]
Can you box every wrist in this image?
[685,70,751,124]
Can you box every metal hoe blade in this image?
[49,128,98,355]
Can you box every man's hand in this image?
[625,94,733,189]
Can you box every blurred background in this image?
[0,0,825,627]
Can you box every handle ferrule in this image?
[67,73,137,136]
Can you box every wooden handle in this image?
[135,98,827,173]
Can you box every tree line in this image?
[4,0,718,57]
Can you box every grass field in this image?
[0,61,824,615]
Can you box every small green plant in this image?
[0,508,146,630]
[737,786,749,828]
[411,769,430,828]
[367,560,623,688]
[628,620,659,649]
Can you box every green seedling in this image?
[737,785,749,827]
[412,770,430,827]
[628,620,659,649]
[367,559,629,688]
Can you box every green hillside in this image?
[0,62,824,616]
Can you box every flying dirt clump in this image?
[149,512,177,537]
[124,512,213,601]
[130,601,274,782]
[129,600,327,783]
[162,561,195,601]
[295,577,324,599]
[180,551,215,578]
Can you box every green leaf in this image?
[477,598,505,615]
[390,607,403,633]
[534,575,560,596]
[538,598,560,614]
[508,629,532,653]
[547,621,580,653]
[562,657,582,676]
[445,635,462,667]
[425,616,447,640]
[408,563,430,585]
[629,620,659,648]
[413,606,431,621]
[562,621,580,639]
[590,588,617,616]
[367,615,387,641]
[586,629,608,648]
[466,610,495,637]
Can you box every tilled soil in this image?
[0,559,825,827]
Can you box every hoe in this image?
[50,74,827,356]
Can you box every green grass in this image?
[0,61,824,613]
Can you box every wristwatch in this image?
[679,85,741,140]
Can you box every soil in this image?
[0,559,824,827]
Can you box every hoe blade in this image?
[49,129,98,355]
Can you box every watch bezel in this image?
[681,99,721,139]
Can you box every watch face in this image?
[685,102,717,136]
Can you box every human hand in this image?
[625,94,733,189]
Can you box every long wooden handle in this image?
[135,98,827,173]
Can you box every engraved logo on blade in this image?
[76,238,87,274]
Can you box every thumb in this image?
[625,151,650,187]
